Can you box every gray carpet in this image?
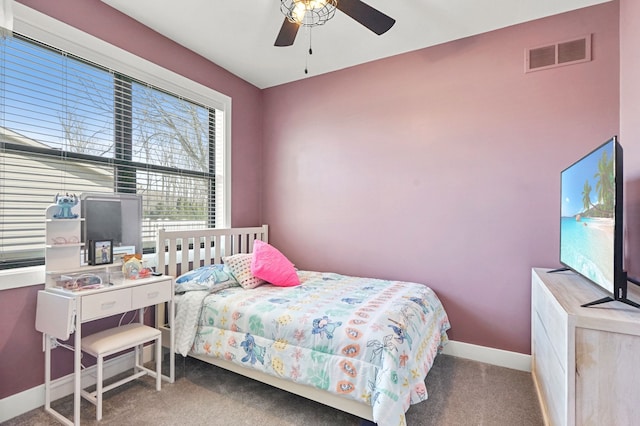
[5,354,544,425]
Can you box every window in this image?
[0,9,231,271]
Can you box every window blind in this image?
[0,34,222,269]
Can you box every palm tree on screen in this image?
[582,180,592,214]
[594,151,614,216]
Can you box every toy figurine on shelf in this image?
[122,253,152,279]
[53,193,79,219]
[122,254,142,279]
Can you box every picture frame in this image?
[89,239,113,265]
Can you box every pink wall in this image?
[262,2,620,354]
[620,0,640,275]
[0,286,44,398]
[0,0,263,400]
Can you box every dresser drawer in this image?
[82,288,132,321]
[533,309,567,426]
[533,274,568,371]
[132,280,172,309]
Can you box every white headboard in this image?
[156,225,269,277]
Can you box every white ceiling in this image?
[101,0,611,89]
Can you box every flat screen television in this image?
[558,136,639,308]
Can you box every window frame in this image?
[0,3,232,290]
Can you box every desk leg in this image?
[44,333,51,412]
[73,304,82,425]
[43,333,73,426]
[169,296,175,383]
[137,307,145,374]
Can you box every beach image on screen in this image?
[560,141,615,294]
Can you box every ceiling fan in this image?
[275,0,396,47]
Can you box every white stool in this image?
[80,323,162,421]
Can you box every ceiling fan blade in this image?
[274,18,300,46]
[336,0,395,35]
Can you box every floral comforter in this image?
[175,270,450,426]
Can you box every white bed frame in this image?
[155,225,374,422]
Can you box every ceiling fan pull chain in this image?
[305,27,313,74]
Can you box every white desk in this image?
[36,274,175,426]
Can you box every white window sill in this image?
[0,266,46,291]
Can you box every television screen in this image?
[560,136,624,301]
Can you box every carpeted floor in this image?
[5,354,544,425]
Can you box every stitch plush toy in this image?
[53,193,79,219]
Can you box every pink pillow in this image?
[251,240,300,287]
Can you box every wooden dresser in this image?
[531,268,640,426]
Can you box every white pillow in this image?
[222,253,266,289]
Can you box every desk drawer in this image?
[82,288,132,321]
[132,280,172,309]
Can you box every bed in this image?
[155,225,450,426]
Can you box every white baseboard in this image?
[441,340,532,372]
[1,341,529,422]
[0,345,155,423]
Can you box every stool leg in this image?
[96,355,103,421]
[155,336,162,391]
[135,344,140,371]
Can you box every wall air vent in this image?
[525,34,591,72]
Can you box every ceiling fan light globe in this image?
[293,3,307,22]
[309,0,330,8]
[280,0,338,26]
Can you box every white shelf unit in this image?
[44,203,84,285]
[44,202,122,288]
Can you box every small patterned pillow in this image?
[222,253,266,289]
[175,264,239,293]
